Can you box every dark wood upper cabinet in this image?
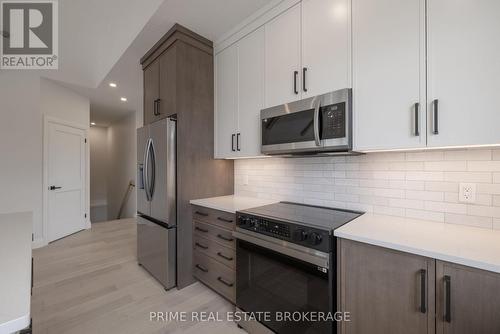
[143,58,160,125]
[339,239,435,334]
[436,261,500,334]
[158,45,177,118]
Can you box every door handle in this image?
[303,67,308,92]
[236,133,241,151]
[419,269,426,313]
[444,275,451,323]
[432,99,439,134]
[313,99,321,147]
[49,186,62,190]
[293,71,299,95]
[153,99,158,116]
[414,103,420,136]
[231,134,236,152]
[143,139,151,201]
[156,99,161,116]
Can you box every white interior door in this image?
[47,122,87,242]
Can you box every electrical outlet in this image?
[459,183,477,203]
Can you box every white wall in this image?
[0,72,43,240]
[235,149,500,230]
[0,73,90,245]
[107,112,137,219]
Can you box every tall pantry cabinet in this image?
[141,24,234,289]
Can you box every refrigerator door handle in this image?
[143,138,151,202]
[149,138,156,199]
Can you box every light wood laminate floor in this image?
[32,218,244,334]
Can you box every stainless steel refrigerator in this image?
[137,117,176,289]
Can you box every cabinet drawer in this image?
[193,250,236,303]
[192,205,236,230]
[193,221,235,250]
[193,235,236,269]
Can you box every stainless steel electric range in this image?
[234,202,363,334]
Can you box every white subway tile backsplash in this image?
[235,149,500,230]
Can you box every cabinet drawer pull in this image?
[195,211,209,217]
[419,269,426,313]
[432,99,439,135]
[195,264,208,273]
[217,217,234,223]
[303,67,308,92]
[236,133,241,151]
[217,234,233,242]
[444,275,451,323]
[195,242,208,250]
[231,134,236,152]
[217,252,233,261]
[195,227,208,233]
[217,277,234,287]
[293,71,299,95]
[414,102,420,137]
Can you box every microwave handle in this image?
[313,100,321,146]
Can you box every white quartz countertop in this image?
[190,195,278,213]
[335,213,500,274]
[0,212,32,334]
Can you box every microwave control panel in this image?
[321,102,346,139]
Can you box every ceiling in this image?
[55,0,274,126]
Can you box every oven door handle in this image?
[233,229,329,269]
[313,99,321,147]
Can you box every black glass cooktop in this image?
[239,201,363,231]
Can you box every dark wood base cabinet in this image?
[339,239,500,334]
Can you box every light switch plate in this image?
[459,183,477,203]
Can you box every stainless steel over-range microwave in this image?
[261,89,354,156]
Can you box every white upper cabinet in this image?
[214,44,238,158]
[302,0,350,98]
[265,3,302,108]
[427,0,500,147]
[237,27,266,157]
[353,0,426,151]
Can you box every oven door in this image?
[235,231,332,334]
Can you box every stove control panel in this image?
[236,213,331,252]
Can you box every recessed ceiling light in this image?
[109,82,117,88]
[90,122,96,126]
[120,97,127,102]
